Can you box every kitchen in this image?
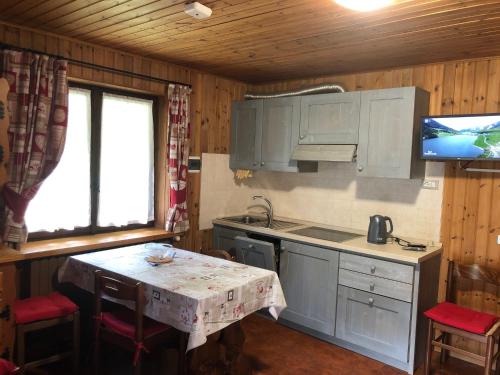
[0,1,499,375]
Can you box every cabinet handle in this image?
[357,165,364,172]
[280,246,286,252]
[299,135,305,140]
[261,162,265,166]
[369,282,375,291]
[370,266,376,274]
[368,297,374,307]
[248,244,254,249]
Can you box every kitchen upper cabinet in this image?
[260,97,301,172]
[230,100,262,170]
[230,98,317,172]
[299,92,361,144]
[279,240,339,336]
[356,87,429,179]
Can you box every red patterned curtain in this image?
[166,84,191,233]
[0,50,69,247]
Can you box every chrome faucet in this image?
[252,195,273,228]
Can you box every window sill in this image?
[0,228,179,264]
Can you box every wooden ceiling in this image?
[1,0,500,83]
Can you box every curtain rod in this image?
[0,43,192,88]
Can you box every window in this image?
[25,85,156,239]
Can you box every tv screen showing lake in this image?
[421,115,500,160]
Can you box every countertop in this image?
[212,215,442,265]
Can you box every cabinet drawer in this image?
[336,285,411,363]
[339,253,414,284]
[339,268,413,302]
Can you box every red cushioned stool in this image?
[13,292,80,375]
[424,261,500,375]
[0,359,18,375]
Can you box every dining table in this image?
[58,242,287,365]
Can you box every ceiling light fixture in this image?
[334,0,394,12]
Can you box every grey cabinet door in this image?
[213,226,247,256]
[279,240,338,335]
[336,285,411,362]
[356,87,429,179]
[230,100,262,170]
[299,92,361,144]
[260,97,301,172]
[235,236,276,272]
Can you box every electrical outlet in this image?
[422,179,439,190]
[497,235,500,245]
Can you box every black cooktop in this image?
[289,226,363,243]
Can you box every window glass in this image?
[97,93,154,227]
[25,88,91,232]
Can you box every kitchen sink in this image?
[288,226,363,242]
[223,215,266,225]
[222,215,300,230]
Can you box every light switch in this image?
[497,235,500,245]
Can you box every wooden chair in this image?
[201,249,233,261]
[13,292,79,375]
[424,261,500,375]
[94,270,177,375]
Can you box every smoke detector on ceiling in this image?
[185,2,212,19]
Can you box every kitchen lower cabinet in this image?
[279,240,338,336]
[336,285,411,362]
[235,236,277,272]
[212,226,247,257]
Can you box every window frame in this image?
[28,82,158,241]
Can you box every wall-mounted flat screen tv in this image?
[421,113,500,160]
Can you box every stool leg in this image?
[94,334,100,375]
[134,359,142,375]
[424,319,433,375]
[486,335,495,375]
[73,311,80,374]
[16,325,25,375]
[440,332,450,363]
[495,337,500,375]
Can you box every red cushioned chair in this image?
[424,261,500,375]
[94,270,177,375]
[13,292,80,375]
[0,359,18,375]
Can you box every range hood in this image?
[291,144,357,162]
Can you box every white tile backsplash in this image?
[199,153,444,241]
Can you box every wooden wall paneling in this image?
[155,94,168,230]
[0,263,16,360]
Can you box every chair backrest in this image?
[94,270,144,342]
[446,261,500,303]
[202,249,233,261]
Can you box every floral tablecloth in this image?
[58,243,287,350]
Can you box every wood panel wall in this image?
[251,57,500,356]
[0,21,247,254]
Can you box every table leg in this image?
[178,332,188,375]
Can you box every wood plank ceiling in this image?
[1,0,500,83]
